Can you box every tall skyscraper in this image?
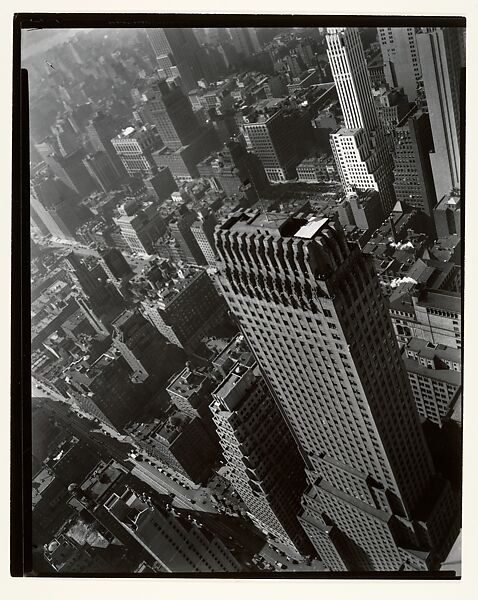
[327,28,396,214]
[416,27,464,201]
[215,209,459,571]
[82,151,119,193]
[30,177,89,241]
[190,209,218,265]
[111,124,163,178]
[378,27,422,101]
[113,200,167,256]
[87,112,128,179]
[243,105,307,183]
[145,28,203,91]
[210,360,312,557]
[393,107,437,220]
[169,210,209,266]
[138,80,201,151]
[228,28,262,57]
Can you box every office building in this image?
[143,166,178,203]
[104,486,241,572]
[327,28,395,214]
[114,199,167,256]
[70,460,242,572]
[417,28,464,201]
[402,338,461,427]
[190,209,218,265]
[126,410,218,484]
[36,140,98,197]
[243,103,308,183]
[43,515,130,574]
[166,365,216,419]
[63,252,122,312]
[378,27,422,100]
[198,140,270,199]
[64,354,143,431]
[169,210,209,265]
[140,267,226,350]
[215,210,459,571]
[389,288,461,350]
[111,124,163,178]
[138,80,201,151]
[145,28,204,91]
[62,252,125,337]
[30,177,89,241]
[372,86,412,135]
[111,309,169,383]
[296,155,338,183]
[336,190,384,235]
[98,247,133,289]
[210,361,312,556]
[228,28,261,58]
[87,112,128,179]
[433,191,461,238]
[393,107,437,219]
[83,151,120,193]
[151,126,221,183]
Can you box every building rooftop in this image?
[406,338,461,365]
[167,366,209,400]
[213,363,253,411]
[295,217,329,239]
[403,358,461,387]
[435,192,461,211]
[80,461,127,503]
[416,289,461,314]
[222,209,334,242]
[212,333,254,372]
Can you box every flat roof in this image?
[403,358,461,386]
[417,290,461,314]
[295,217,329,239]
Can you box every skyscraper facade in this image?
[138,80,201,151]
[393,107,437,219]
[228,28,261,58]
[145,28,204,91]
[327,28,396,214]
[86,112,128,179]
[215,210,459,571]
[416,27,464,201]
[210,361,312,556]
[111,124,163,177]
[378,27,422,101]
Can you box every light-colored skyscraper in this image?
[327,28,396,214]
[416,27,464,201]
[378,27,422,100]
[215,209,460,571]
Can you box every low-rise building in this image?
[296,154,338,183]
[389,288,461,350]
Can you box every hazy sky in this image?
[21,29,87,62]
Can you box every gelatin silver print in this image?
[14,17,464,576]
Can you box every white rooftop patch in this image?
[294,217,329,239]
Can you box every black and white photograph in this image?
[11,12,466,579]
